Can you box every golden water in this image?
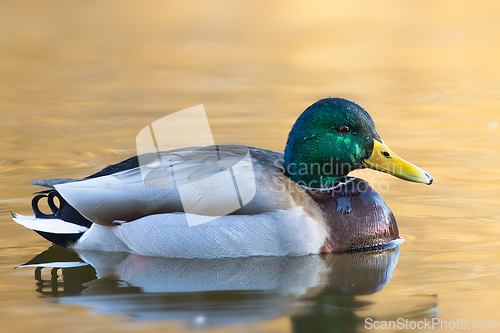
[1,1,500,332]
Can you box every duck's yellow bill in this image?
[362,140,433,185]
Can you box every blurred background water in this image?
[1,1,500,332]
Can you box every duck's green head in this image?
[284,98,432,188]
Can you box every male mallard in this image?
[13,98,432,258]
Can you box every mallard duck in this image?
[13,98,432,258]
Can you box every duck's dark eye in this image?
[338,125,351,134]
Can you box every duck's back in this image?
[32,145,304,227]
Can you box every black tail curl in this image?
[31,191,93,228]
[31,191,93,247]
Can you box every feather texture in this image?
[74,207,328,258]
[53,146,294,226]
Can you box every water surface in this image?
[1,1,500,332]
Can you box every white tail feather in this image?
[12,214,89,234]
[17,262,89,269]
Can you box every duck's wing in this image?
[34,145,293,226]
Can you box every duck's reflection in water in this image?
[21,245,400,331]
